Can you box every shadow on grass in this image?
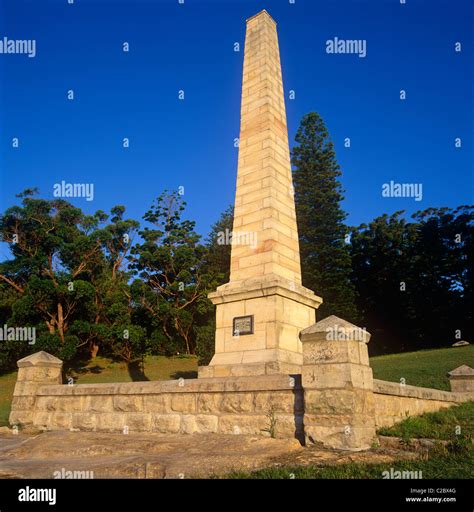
[171,370,198,380]
[127,360,150,382]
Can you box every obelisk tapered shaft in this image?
[231,10,301,286]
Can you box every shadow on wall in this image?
[291,374,305,445]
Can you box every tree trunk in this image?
[57,303,65,343]
[91,343,99,358]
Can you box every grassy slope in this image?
[227,450,474,479]
[370,345,473,391]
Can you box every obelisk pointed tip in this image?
[246,9,277,25]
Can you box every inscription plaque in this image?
[233,315,254,336]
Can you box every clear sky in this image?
[0,0,472,250]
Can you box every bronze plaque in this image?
[233,315,254,336]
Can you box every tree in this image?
[0,190,141,369]
[349,206,474,354]
[194,205,234,364]
[130,190,218,356]
[86,205,140,358]
[291,112,357,321]
[349,212,417,354]
[203,205,233,285]
[0,190,103,360]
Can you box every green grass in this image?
[370,345,474,391]
[0,370,17,426]
[225,450,474,479]
[377,401,474,440]
[66,355,198,384]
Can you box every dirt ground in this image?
[0,430,417,479]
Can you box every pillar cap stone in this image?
[447,365,474,378]
[246,9,276,25]
[209,274,322,309]
[17,351,63,368]
[300,315,371,343]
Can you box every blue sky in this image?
[0,0,472,251]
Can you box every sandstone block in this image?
[114,395,144,412]
[181,414,219,434]
[143,394,171,413]
[32,412,52,430]
[170,394,196,413]
[11,396,36,410]
[218,414,268,435]
[253,391,301,414]
[96,413,126,432]
[221,393,254,413]
[151,414,181,434]
[196,393,223,413]
[305,389,374,416]
[302,363,373,390]
[48,412,72,430]
[9,410,34,427]
[125,413,152,432]
[84,396,114,413]
[71,413,96,431]
[305,425,375,451]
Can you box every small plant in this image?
[446,433,472,456]
[262,405,277,439]
[371,437,381,449]
[399,432,413,450]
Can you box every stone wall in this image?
[9,337,473,451]
[373,379,471,428]
[11,367,303,440]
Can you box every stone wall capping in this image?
[17,351,63,369]
[373,379,470,402]
[35,373,300,397]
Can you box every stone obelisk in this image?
[199,10,322,378]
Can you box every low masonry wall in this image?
[11,373,304,440]
[373,379,471,428]
[9,319,474,451]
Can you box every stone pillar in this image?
[448,365,474,393]
[9,351,63,427]
[301,316,376,451]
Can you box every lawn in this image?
[369,345,473,391]
[65,355,198,384]
[226,450,474,479]
[0,371,17,427]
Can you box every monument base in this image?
[201,275,322,378]
[198,357,302,379]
